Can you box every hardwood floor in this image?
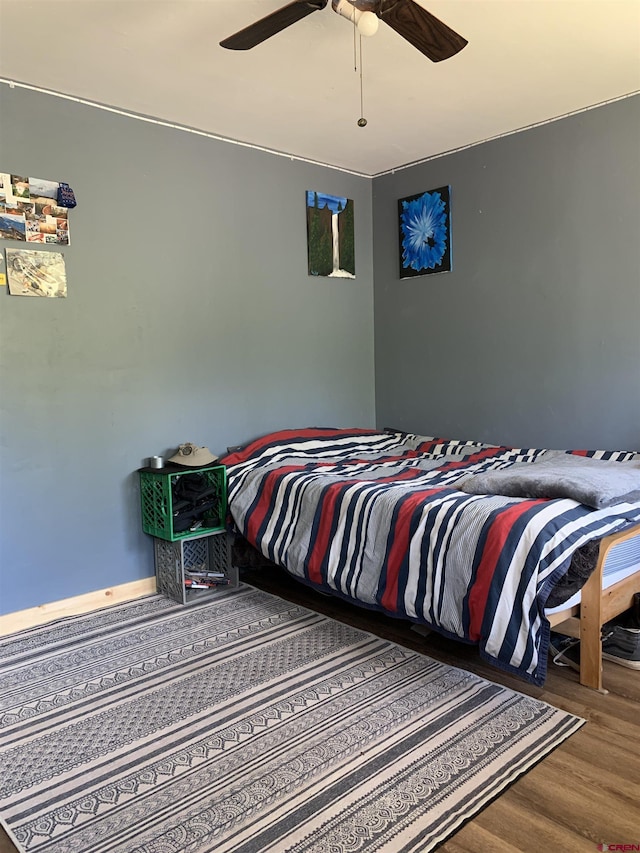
[0,828,17,853]
[1,571,637,853]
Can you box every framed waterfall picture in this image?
[306,191,355,278]
[398,185,452,279]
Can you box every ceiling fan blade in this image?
[378,0,467,62]
[221,0,328,50]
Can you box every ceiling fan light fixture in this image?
[357,11,379,36]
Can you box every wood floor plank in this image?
[454,794,599,852]
[0,829,17,853]
[559,726,640,783]
[546,748,640,803]
[535,683,640,730]
[439,821,523,852]
[510,771,640,844]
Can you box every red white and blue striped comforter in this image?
[222,428,640,685]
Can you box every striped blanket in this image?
[222,428,640,685]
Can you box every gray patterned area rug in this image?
[0,586,584,853]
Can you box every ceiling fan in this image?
[220,0,468,63]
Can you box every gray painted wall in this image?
[2,87,638,617]
[373,96,640,451]
[0,85,375,615]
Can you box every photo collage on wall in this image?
[0,173,70,245]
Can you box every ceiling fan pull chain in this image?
[357,34,367,128]
[353,13,357,71]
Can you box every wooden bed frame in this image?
[548,523,640,691]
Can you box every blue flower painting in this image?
[398,186,451,278]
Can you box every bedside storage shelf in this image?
[138,461,237,605]
[139,463,227,541]
[154,531,239,605]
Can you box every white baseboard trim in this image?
[0,577,157,637]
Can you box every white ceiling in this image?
[1,0,639,176]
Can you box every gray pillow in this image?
[458,453,640,509]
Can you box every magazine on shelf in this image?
[185,576,230,589]
[184,570,226,579]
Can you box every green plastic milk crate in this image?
[139,464,227,541]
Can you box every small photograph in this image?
[6,248,67,297]
[32,196,58,217]
[15,200,35,217]
[0,173,16,207]
[49,205,68,220]
[55,228,69,246]
[27,231,45,244]
[28,177,59,201]
[0,213,26,241]
[38,215,58,235]
[11,175,30,199]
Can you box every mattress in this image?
[545,533,640,614]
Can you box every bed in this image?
[220,428,640,689]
